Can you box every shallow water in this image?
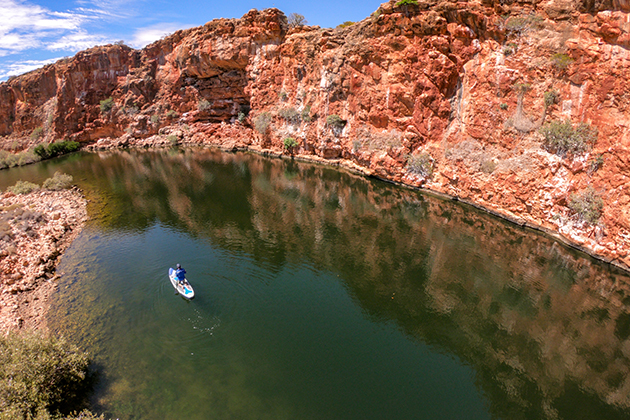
[5,148,630,419]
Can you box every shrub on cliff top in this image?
[568,186,604,224]
[99,97,114,113]
[288,13,308,28]
[7,180,40,195]
[43,172,74,191]
[539,120,597,157]
[0,332,94,419]
[337,21,355,29]
[396,0,418,6]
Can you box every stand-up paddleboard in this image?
[169,268,195,299]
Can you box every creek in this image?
[3,148,630,420]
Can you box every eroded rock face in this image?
[1,2,630,270]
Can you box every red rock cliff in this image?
[1,1,630,270]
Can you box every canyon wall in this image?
[1,0,630,269]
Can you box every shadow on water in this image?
[8,148,629,419]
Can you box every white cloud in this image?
[0,57,62,80]
[131,23,187,48]
[47,30,111,51]
[0,1,83,35]
[0,0,125,57]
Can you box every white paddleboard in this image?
[169,268,195,299]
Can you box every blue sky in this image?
[0,0,383,81]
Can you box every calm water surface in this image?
[4,149,630,420]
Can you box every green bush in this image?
[33,143,48,159]
[0,332,92,419]
[150,114,160,124]
[43,172,74,191]
[499,103,508,110]
[568,186,604,224]
[396,0,418,6]
[278,107,301,124]
[539,120,597,157]
[283,137,299,150]
[544,90,560,108]
[99,97,114,113]
[166,110,178,119]
[33,141,80,160]
[406,153,433,178]
[551,53,574,70]
[254,112,272,134]
[7,180,40,195]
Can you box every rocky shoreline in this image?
[0,188,87,333]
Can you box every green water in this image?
[4,148,630,419]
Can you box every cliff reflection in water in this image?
[81,148,630,419]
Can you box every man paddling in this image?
[175,263,187,286]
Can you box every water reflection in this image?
[39,148,630,419]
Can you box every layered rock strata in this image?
[1,1,630,269]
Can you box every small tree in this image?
[283,137,299,155]
[288,13,308,28]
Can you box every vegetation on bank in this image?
[0,150,41,170]
[34,141,80,160]
[0,332,103,420]
[5,172,74,195]
[0,140,79,171]
[283,137,298,154]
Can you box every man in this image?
[175,263,186,286]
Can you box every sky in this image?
[0,0,384,81]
